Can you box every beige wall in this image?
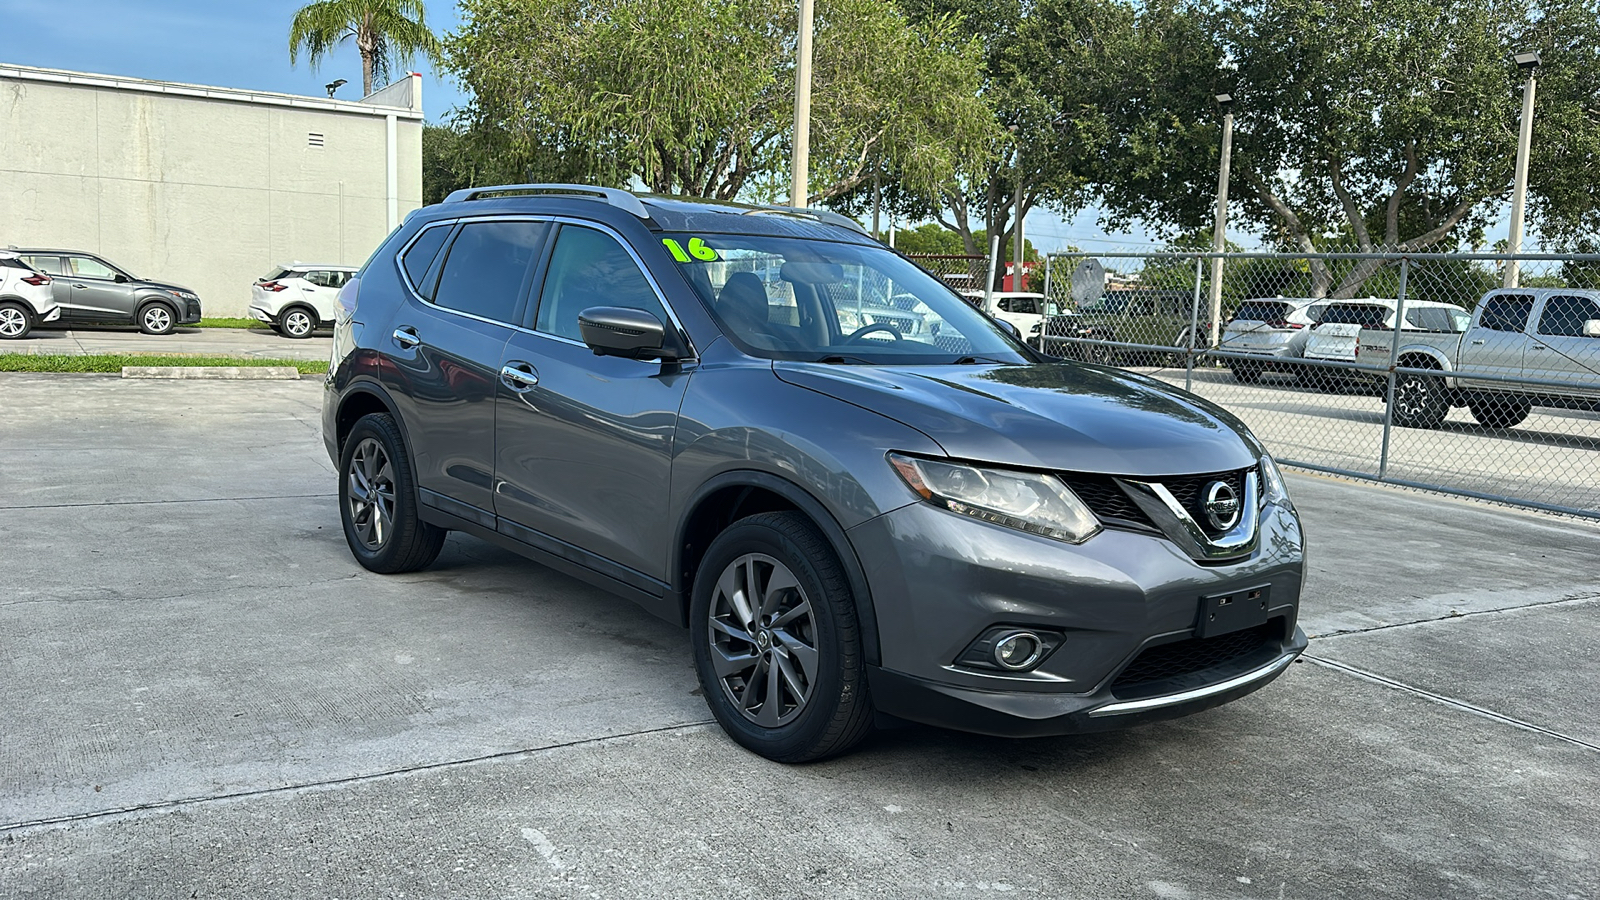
[0,69,423,316]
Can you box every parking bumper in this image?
[846,497,1306,734]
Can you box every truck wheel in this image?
[1391,371,1449,429]
[1468,395,1531,429]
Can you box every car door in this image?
[1459,293,1535,382]
[380,218,549,528]
[302,270,344,322]
[493,221,693,588]
[1529,294,1600,398]
[63,255,138,323]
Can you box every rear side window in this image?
[430,220,545,324]
[400,225,452,295]
[1404,307,1466,332]
[1536,295,1600,337]
[999,297,1039,314]
[22,256,64,275]
[1478,296,1534,332]
[535,225,669,341]
[1233,301,1290,322]
[1319,303,1389,328]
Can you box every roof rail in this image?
[443,184,650,219]
[741,205,869,236]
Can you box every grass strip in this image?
[196,318,266,329]
[0,353,328,375]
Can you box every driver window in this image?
[536,225,670,342]
[70,257,117,279]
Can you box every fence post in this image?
[1377,256,1411,480]
[1186,256,1203,392]
[1043,254,1053,312]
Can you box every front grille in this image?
[1161,468,1249,536]
[1111,621,1281,695]
[1059,474,1155,529]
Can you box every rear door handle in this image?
[1469,339,1485,345]
[391,326,420,349]
[500,362,539,391]
[1531,345,1547,350]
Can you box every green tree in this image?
[445,0,993,203]
[289,0,442,97]
[1098,0,1600,299]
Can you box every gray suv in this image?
[15,249,203,334]
[323,185,1307,762]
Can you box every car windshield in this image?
[663,232,1029,364]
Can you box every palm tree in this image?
[289,0,441,98]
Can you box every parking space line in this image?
[1301,655,1600,753]
[0,720,716,835]
[1309,592,1600,640]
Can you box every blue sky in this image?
[3,0,1170,251]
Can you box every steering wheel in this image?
[844,322,904,343]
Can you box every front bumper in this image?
[847,496,1306,737]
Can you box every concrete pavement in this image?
[10,325,333,362]
[1,373,1597,898]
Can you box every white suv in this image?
[0,252,61,339]
[248,264,357,338]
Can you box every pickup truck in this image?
[1357,287,1600,429]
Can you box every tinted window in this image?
[536,225,668,341]
[0,257,31,271]
[400,225,451,295]
[999,297,1039,314]
[70,256,117,279]
[1478,296,1534,332]
[1319,303,1390,327]
[22,256,64,275]
[1233,301,1291,322]
[1538,295,1600,337]
[1404,307,1466,332]
[431,221,544,324]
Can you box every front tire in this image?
[339,413,446,573]
[0,302,33,339]
[138,302,177,335]
[690,511,873,763]
[280,306,318,339]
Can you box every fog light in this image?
[993,631,1045,671]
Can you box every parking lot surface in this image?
[2,373,1597,898]
[12,326,333,362]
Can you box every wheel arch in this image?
[333,381,419,470]
[1395,346,1456,391]
[675,470,881,666]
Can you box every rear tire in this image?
[137,302,177,335]
[1468,395,1532,429]
[339,413,447,573]
[0,302,33,339]
[280,306,318,339]
[690,511,874,763]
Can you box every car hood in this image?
[137,279,196,295]
[773,361,1258,476]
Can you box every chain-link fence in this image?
[904,254,989,297]
[1030,250,1600,518]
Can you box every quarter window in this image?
[400,225,451,297]
[1404,307,1465,333]
[1536,295,1600,337]
[22,256,64,275]
[430,221,545,324]
[1478,296,1534,333]
[536,225,669,341]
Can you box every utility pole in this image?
[1009,124,1023,291]
[1505,51,1541,289]
[790,0,815,209]
[872,166,881,241]
[1208,94,1234,348]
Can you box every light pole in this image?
[325,79,347,99]
[1504,50,1541,289]
[1208,93,1234,348]
[790,0,816,209]
[1009,124,1024,291]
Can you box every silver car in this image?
[1221,298,1324,382]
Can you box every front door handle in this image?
[392,326,420,349]
[72,283,88,289]
[1469,339,1485,345]
[500,362,539,391]
[1531,345,1547,350]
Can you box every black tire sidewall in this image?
[338,413,439,573]
[690,512,864,762]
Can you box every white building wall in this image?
[0,65,424,317]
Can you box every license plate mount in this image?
[1196,586,1271,638]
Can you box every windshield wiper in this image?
[952,356,1007,365]
[815,355,874,365]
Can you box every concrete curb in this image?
[121,366,302,380]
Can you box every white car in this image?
[248,264,358,338]
[1304,298,1470,364]
[1221,297,1325,382]
[0,252,62,339]
[959,290,1061,345]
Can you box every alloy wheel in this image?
[0,307,26,337]
[284,310,313,338]
[708,553,819,728]
[346,437,396,550]
[143,306,172,333]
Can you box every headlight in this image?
[1259,453,1292,508]
[888,453,1100,544]
[170,290,198,301]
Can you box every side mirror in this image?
[995,319,1022,340]
[1584,319,1600,338]
[578,307,678,361]
[114,273,130,283]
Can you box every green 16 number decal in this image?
[662,237,718,262]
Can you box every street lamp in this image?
[790,0,816,208]
[1208,93,1235,348]
[1504,51,1541,288]
[325,79,347,99]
